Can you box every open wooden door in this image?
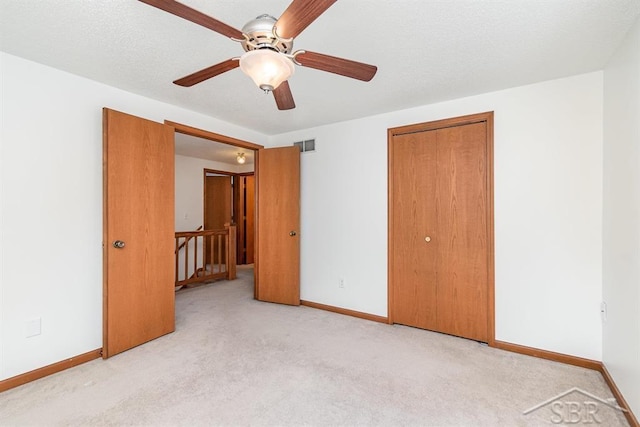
[234,174,256,265]
[255,146,300,305]
[103,108,175,358]
[204,175,232,261]
[245,175,255,264]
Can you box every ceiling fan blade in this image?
[139,0,243,39]
[173,58,239,87]
[296,51,377,82]
[275,0,337,40]
[273,81,296,110]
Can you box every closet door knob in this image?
[425,236,431,243]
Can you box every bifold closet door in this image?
[390,116,491,343]
[435,122,488,342]
[391,130,438,331]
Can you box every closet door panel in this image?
[391,131,438,330]
[435,123,488,342]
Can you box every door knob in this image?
[424,236,431,243]
[113,240,126,249]
[289,231,297,237]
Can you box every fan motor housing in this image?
[241,14,293,54]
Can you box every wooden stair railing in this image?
[174,224,236,288]
[175,225,203,254]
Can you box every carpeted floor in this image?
[0,266,628,426]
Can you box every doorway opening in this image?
[170,121,263,291]
[169,120,302,306]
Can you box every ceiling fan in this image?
[139,0,378,110]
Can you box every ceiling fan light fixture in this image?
[239,49,294,93]
[236,152,246,164]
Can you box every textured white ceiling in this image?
[175,132,255,165]
[1,0,639,135]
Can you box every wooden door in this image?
[234,176,245,264]
[389,112,493,343]
[390,130,438,331]
[204,175,232,261]
[245,175,256,264]
[103,108,175,358]
[255,146,300,305]
[435,122,489,341]
[234,175,255,265]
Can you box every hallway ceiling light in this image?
[237,152,246,164]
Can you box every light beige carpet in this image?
[0,267,628,426]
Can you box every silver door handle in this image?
[113,240,126,249]
[289,231,297,236]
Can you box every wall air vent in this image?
[293,139,316,153]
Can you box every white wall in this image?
[269,72,604,360]
[236,163,255,174]
[0,52,266,380]
[603,16,640,416]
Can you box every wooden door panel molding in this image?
[388,111,494,344]
[388,111,493,136]
[103,108,175,358]
[166,121,264,151]
[255,146,300,305]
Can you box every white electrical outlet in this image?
[600,302,607,322]
[26,318,41,338]
[339,278,345,289]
